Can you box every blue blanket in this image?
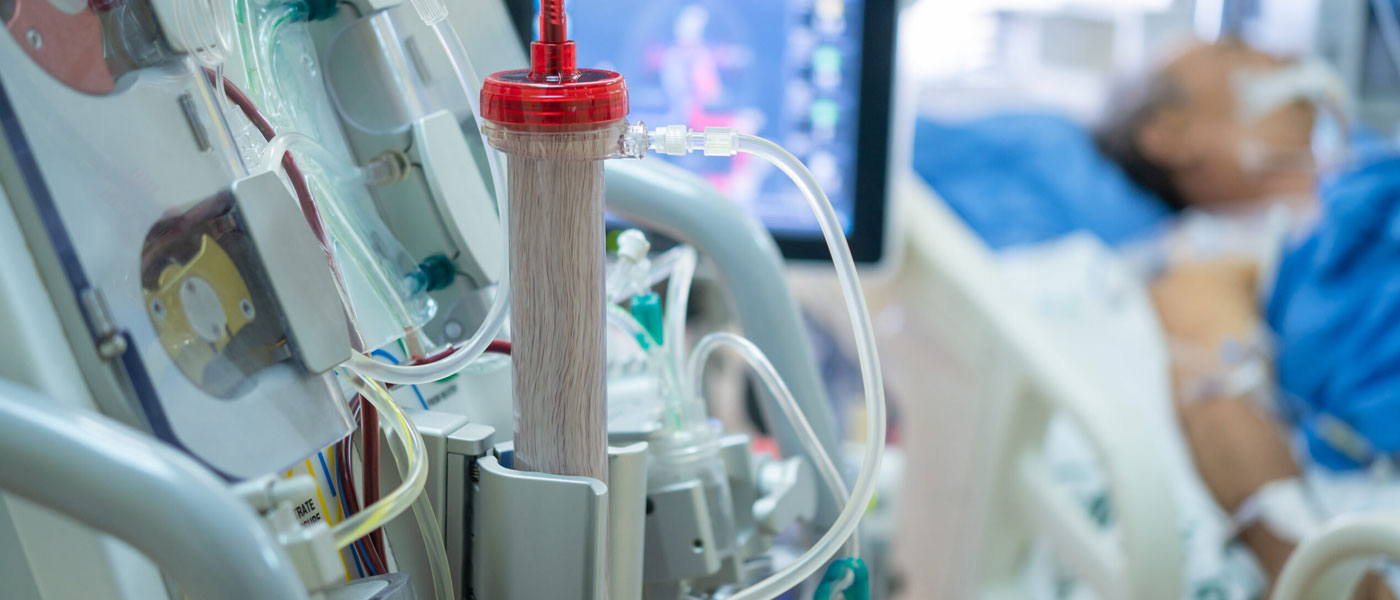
[1269,150,1400,469]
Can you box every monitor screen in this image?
[509,0,895,263]
[1362,1,1400,98]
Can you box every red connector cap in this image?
[480,0,628,128]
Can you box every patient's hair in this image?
[1093,70,1189,211]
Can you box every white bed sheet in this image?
[994,233,1267,599]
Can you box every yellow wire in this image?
[304,457,353,581]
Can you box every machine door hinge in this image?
[79,288,127,360]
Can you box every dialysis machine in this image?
[0,0,890,599]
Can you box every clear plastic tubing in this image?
[380,393,455,600]
[653,127,887,599]
[663,245,697,390]
[733,133,885,599]
[687,332,856,558]
[334,376,427,550]
[345,9,514,386]
[607,304,690,428]
[607,303,655,347]
[252,1,301,113]
[258,132,371,183]
[171,0,234,68]
[606,244,697,304]
[259,133,419,329]
[408,496,453,600]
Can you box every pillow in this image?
[912,113,1170,250]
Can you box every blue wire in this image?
[331,447,373,577]
[317,452,337,497]
[317,453,370,577]
[354,541,374,577]
[370,349,429,409]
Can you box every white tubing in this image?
[607,303,655,346]
[258,132,371,183]
[382,410,456,600]
[332,376,427,549]
[0,380,308,600]
[654,128,886,599]
[731,132,884,599]
[409,0,449,25]
[172,0,234,68]
[411,495,454,600]
[687,332,856,557]
[663,245,697,384]
[608,303,700,431]
[347,23,513,385]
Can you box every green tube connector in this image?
[417,254,456,292]
[814,558,869,600]
[630,293,663,348]
[291,0,336,21]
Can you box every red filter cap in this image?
[480,64,629,128]
[480,2,628,128]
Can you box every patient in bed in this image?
[909,36,1400,595]
[1097,40,1400,596]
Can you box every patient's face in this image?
[1164,44,1317,211]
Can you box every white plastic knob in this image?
[652,125,690,156]
[616,229,651,264]
[702,127,739,157]
[410,0,448,24]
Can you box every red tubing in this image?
[481,0,628,128]
[539,0,566,44]
[529,0,575,81]
[359,399,384,561]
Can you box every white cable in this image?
[652,126,886,599]
[687,332,856,558]
[347,26,514,385]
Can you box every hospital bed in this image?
[796,169,1180,598]
[1276,513,1400,599]
[800,170,1400,599]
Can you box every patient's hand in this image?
[1150,260,1297,509]
[1152,260,1303,582]
[1173,395,1298,513]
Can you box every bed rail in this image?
[1275,512,1400,599]
[876,170,1182,598]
